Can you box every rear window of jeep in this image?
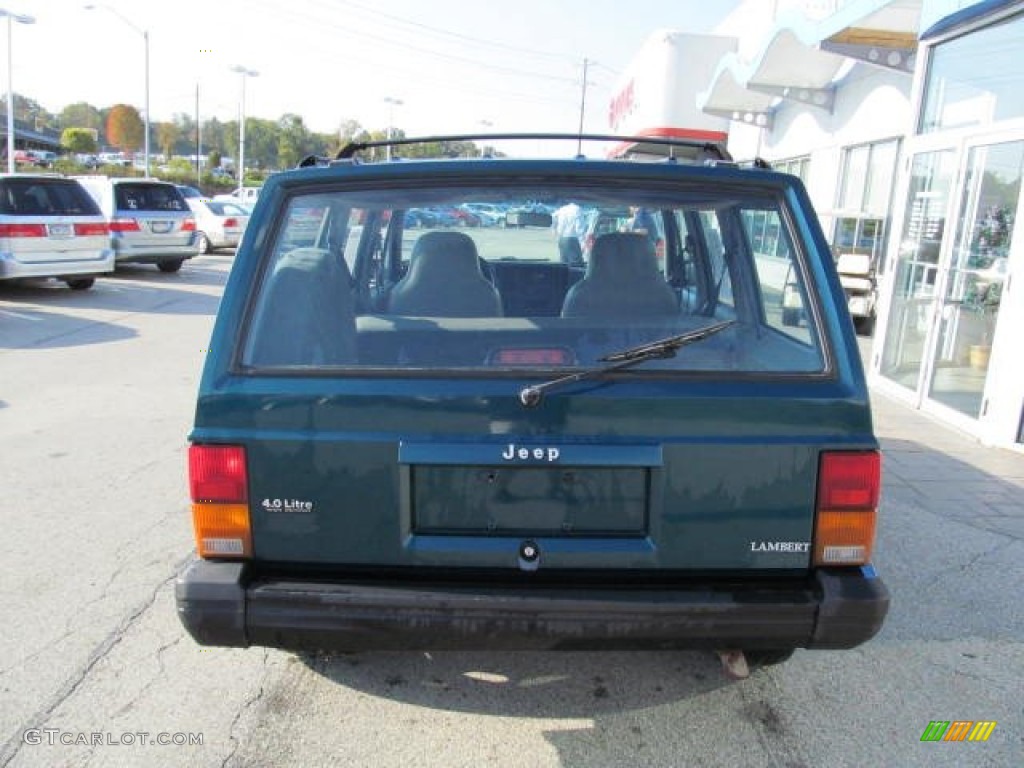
[240,183,824,375]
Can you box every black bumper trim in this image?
[175,560,889,652]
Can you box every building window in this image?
[839,139,899,214]
[834,138,900,271]
[920,12,1024,134]
[774,155,810,182]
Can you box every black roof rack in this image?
[334,132,733,162]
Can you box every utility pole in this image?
[195,82,201,186]
[576,57,589,157]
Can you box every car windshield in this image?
[241,180,824,375]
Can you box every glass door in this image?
[879,150,957,393]
[926,140,1023,418]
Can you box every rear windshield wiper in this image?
[519,320,736,407]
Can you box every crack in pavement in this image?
[220,649,271,768]
[0,553,195,768]
[917,538,1018,601]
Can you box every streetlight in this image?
[1,8,34,174]
[231,65,258,190]
[383,96,402,161]
[84,5,149,176]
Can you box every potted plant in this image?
[964,275,1001,369]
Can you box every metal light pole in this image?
[231,66,258,190]
[383,96,402,161]
[1,8,34,174]
[84,5,149,176]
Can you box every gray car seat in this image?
[561,232,678,317]
[387,231,502,317]
[245,247,357,366]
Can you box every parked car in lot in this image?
[75,153,101,169]
[185,197,250,253]
[97,152,130,167]
[13,149,57,168]
[177,134,888,676]
[214,186,261,205]
[0,174,113,289]
[75,176,199,272]
[461,202,505,226]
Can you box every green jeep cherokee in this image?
[177,135,889,672]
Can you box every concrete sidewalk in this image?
[871,388,1024,542]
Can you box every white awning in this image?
[699,0,921,122]
[697,55,777,130]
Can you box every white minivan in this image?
[75,176,199,273]
[0,174,114,290]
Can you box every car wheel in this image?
[744,649,795,668]
[157,259,184,273]
[65,278,95,291]
[197,233,211,255]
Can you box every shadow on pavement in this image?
[106,258,233,289]
[0,304,137,349]
[872,435,1024,645]
[302,648,730,717]
[0,274,222,317]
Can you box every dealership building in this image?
[677,0,1024,451]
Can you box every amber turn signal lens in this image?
[813,508,877,566]
[191,502,252,559]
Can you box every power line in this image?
[329,0,580,64]
[248,0,580,86]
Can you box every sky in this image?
[7,0,742,147]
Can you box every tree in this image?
[60,102,103,133]
[60,127,98,154]
[156,121,180,161]
[337,119,367,143]
[241,117,279,171]
[277,113,312,168]
[201,117,227,158]
[11,93,49,123]
[106,104,144,154]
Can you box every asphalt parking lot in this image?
[1,257,1021,767]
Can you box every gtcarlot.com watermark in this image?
[23,729,203,747]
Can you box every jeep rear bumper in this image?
[175,560,889,652]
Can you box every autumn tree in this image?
[106,104,144,154]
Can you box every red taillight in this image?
[814,450,881,566]
[182,218,196,232]
[0,223,47,237]
[74,222,110,236]
[188,444,248,503]
[818,452,880,509]
[223,217,238,228]
[109,218,141,233]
